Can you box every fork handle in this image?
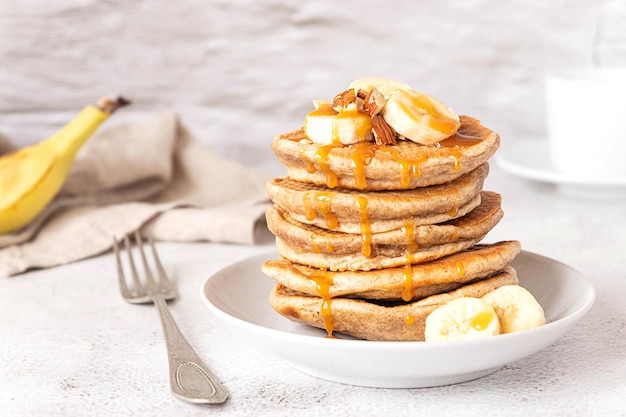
[152,293,229,404]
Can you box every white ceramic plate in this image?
[201,250,595,388]
[496,140,626,199]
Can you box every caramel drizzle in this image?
[401,254,416,302]
[312,237,333,254]
[307,268,336,337]
[448,191,460,217]
[379,145,429,189]
[281,261,336,337]
[294,125,485,188]
[303,190,338,230]
[356,196,372,257]
[314,144,342,188]
[299,147,317,174]
[394,91,459,135]
[401,220,419,303]
[437,132,484,171]
[349,142,376,189]
[455,260,465,278]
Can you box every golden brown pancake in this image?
[266,163,489,234]
[268,191,504,271]
[262,241,521,301]
[268,267,519,341]
[271,115,499,191]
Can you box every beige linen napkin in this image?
[0,112,271,277]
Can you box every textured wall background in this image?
[1,0,625,175]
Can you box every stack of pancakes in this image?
[262,115,521,341]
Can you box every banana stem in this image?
[97,96,132,114]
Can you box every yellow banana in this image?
[0,97,130,234]
[424,297,501,342]
[482,285,545,333]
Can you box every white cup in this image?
[546,67,626,178]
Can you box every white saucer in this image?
[200,249,595,388]
[496,140,626,199]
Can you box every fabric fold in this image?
[0,111,271,277]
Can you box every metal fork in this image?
[113,232,229,404]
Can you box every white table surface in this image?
[1,163,625,417]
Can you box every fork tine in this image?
[135,231,158,295]
[113,237,132,300]
[124,234,143,297]
[148,236,173,293]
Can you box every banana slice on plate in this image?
[424,297,501,342]
[482,285,546,333]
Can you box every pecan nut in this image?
[371,115,397,145]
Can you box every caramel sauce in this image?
[303,191,317,222]
[451,229,460,242]
[313,144,342,188]
[349,142,377,189]
[402,220,419,254]
[400,221,419,303]
[437,132,484,171]
[336,109,372,143]
[306,103,338,117]
[307,269,335,337]
[379,146,428,188]
[299,148,317,174]
[395,91,458,135]
[284,261,336,337]
[448,205,459,217]
[438,132,484,147]
[401,254,415,302]
[303,191,339,230]
[355,195,372,257]
[455,260,465,278]
[471,311,494,331]
[405,313,415,325]
[311,240,321,254]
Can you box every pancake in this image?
[262,240,521,301]
[266,163,488,234]
[269,191,504,271]
[271,115,499,191]
[268,267,519,341]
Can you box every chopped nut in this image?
[371,115,397,145]
[356,89,368,100]
[363,87,386,116]
[332,88,357,109]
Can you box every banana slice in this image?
[382,88,460,145]
[482,285,545,333]
[304,101,373,145]
[348,77,411,99]
[424,297,501,342]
